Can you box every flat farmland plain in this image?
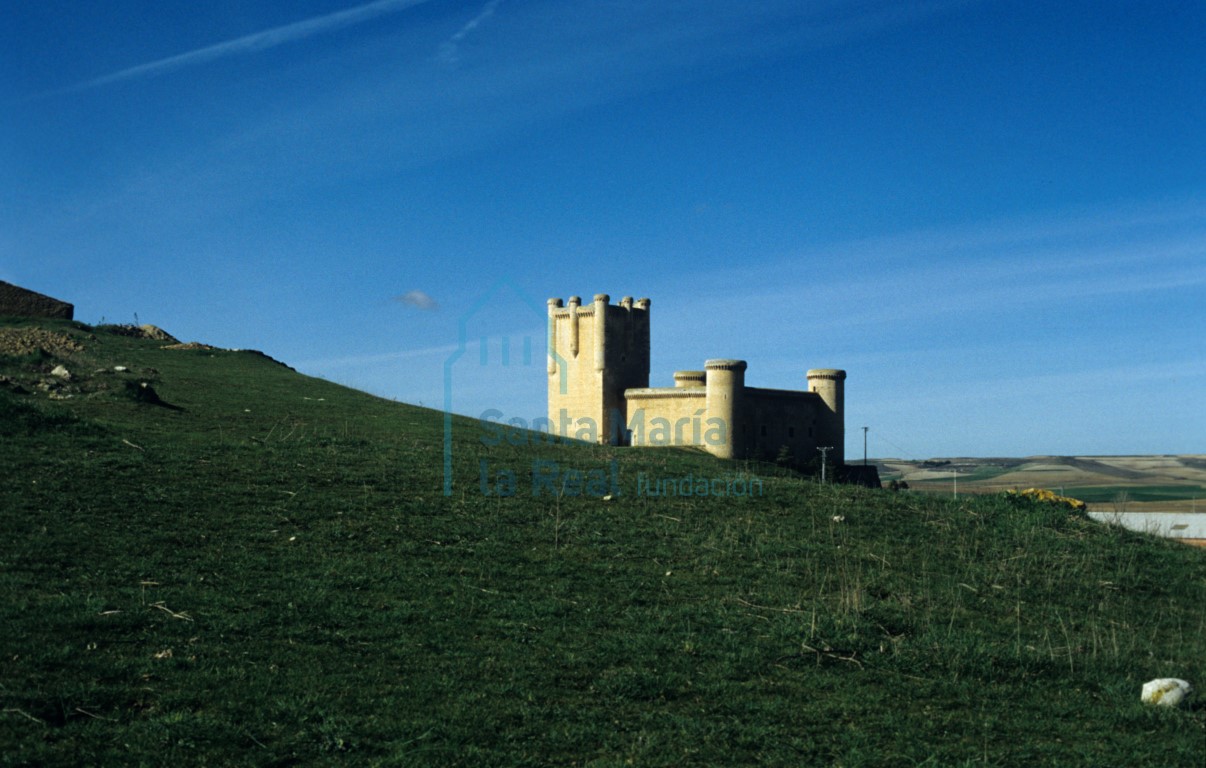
[877,455,1206,513]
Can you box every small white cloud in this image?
[394,290,439,311]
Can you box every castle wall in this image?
[741,388,824,464]
[621,381,836,464]
[624,388,707,447]
[0,281,74,320]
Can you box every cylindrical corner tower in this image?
[705,359,747,459]
[807,369,846,465]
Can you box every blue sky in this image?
[3,0,1203,458]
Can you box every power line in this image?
[869,429,920,459]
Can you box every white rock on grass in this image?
[50,364,71,379]
[1141,678,1192,707]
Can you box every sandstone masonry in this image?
[547,294,846,465]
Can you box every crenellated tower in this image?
[547,294,650,444]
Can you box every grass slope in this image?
[1,320,1203,766]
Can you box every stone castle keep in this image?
[547,294,846,465]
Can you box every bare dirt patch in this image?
[0,328,86,357]
[98,324,179,343]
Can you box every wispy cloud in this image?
[393,289,440,311]
[214,1,978,164]
[46,1,982,223]
[439,0,504,64]
[54,0,435,94]
[672,199,1206,330]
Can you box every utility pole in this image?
[953,469,957,499]
[862,426,869,466]
[818,446,833,484]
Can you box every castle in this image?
[547,294,846,467]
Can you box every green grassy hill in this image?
[1,319,1203,766]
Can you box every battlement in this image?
[626,387,705,399]
[705,359,748,372]
[806,369,847,381]
[547,295,651,315]
[673,370,705,387]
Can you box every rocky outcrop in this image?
[100,324,180,343]
[0,328,85,357]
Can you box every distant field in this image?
[1062,485,1206,506]
[878,456,1206,512]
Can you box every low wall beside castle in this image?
[0,281,74,320]
[625,387,708,447]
